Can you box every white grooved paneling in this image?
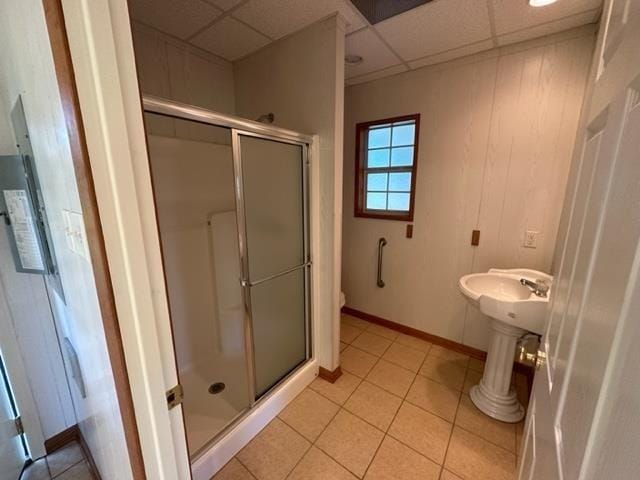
[496,9,600,46]
[342,31,594,351]
[345,28,401,79]
[374,0,492,61]
[490,0,602,36]
[128,0,222,39]
[192,16,270,61]
[233,0,365,39]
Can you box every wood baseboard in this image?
[342,306,487,360]
[341,306,535,381]
[44,424,102,480]
[318,365,343,383]
[45,425,80,454]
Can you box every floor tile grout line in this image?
[230,319,514,479]
[441,386,464,476]
[321,341,389,478]
[48,449,87,479]
[361,349,432,478]
[453,423,519,457]
[312,402,372,478]
[233,453,258,479]
[281,429,314,480]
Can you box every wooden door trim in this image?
[42,1,146,478]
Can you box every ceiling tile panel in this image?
[374,0,492,61]
[233,0,367,39]
[496,9,599,46]
[490,0,602,35]
[204,0,243,11]
[346,64,410,86]
[191,16,271,61]
[129,0,222,39]
[345,28,402,79]
[409,39,495,69]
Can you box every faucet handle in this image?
[534,279,550,295]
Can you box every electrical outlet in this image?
[524,230,539,248]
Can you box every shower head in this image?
[256,112,275,124]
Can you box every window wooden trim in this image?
[354,114,420,221]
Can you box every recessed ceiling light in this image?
[529,0,558,6]
[345,54,364,65]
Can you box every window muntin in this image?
[355,115,419,220]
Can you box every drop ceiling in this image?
[128,0,602,85]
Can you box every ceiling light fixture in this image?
[345,54,364,65]
[529,0,558,6]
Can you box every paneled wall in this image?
[131,21,236,137]
[0,1,132,478]
[342,26,595,351]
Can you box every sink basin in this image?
[459,268,552,335]
[458,268,552,422]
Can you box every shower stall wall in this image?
[143,97,312,460]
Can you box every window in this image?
[354,114,420,221]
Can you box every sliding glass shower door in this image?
[144,98,311,458]
[235,134,309,398]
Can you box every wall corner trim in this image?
[318,366,343,384]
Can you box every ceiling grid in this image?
[129,0,602,83]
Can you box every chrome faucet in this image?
[520,278,550,297]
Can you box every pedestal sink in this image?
[459,268,552,422]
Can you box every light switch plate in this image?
[524,230,539,248]
[69,211,89,260]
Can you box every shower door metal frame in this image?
[231,129,311,403]
[143,95,313,457]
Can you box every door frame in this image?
[42,0,146,478]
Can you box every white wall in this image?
[0,231,76,440]
[0,93,75,442]
[342,26,595,351]
[132,21,236,139]
[148,133,235,372]
[234,14,346,371]
[0,1,132,478]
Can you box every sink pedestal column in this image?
[470,319,525,423]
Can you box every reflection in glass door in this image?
[234,134,309,398]
[146,114,252,457]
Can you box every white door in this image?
[0,356,26,480]
[519,1,640,479]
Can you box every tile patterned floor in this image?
[213,314,529,480]
[22,441,95,480]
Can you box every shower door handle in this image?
[377,237,387,288]
[240,261,312,288]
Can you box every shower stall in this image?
[142,97,312,459]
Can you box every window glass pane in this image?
[366,192,386,210]
[368,127,391,148]
[367,148,390,168]
[388,192,410,211]
[388,172,411,192]
[367,173,388,191]
[391,146,413,166]
[392,123,415,146]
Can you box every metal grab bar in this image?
[377,238,387,288]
